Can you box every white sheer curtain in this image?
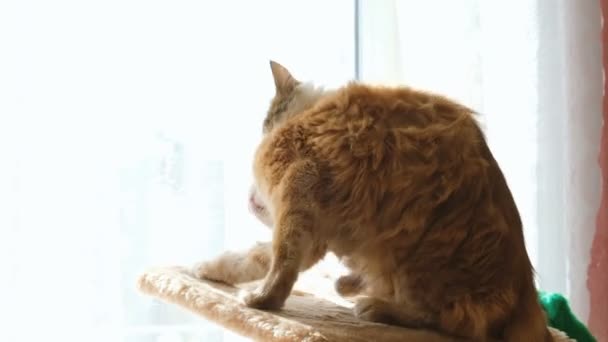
[0,1,354,342]
[358,0,603,322]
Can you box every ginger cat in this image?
[193,61,552,341]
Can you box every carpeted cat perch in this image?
[136,266,574,341]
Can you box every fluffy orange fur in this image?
[194,61,552,341]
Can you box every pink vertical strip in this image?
[588,0,608,340]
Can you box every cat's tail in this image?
[503,285,554,342]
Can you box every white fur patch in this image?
[290,82,329,114]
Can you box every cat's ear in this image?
[269,60,299,95]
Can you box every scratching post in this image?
[136,266,574,342]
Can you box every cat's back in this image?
[300,82,482,177]
[304,82,476,138]
[292,83,487,224]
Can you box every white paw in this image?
[191,260,230,283]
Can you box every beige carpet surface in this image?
[136,266,574,342]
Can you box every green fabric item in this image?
[538,291,596,342]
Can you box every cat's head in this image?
[262,61,326,134]
[248,62,325,228]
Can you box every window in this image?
[0,1,354,341]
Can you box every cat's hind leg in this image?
[192,241,271,285]
[353,296,437,330]
[354,297,501,340]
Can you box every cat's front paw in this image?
[239,288,285,310]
